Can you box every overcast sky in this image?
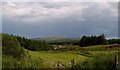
[2,2,118,38]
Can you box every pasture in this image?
[28,48,117,68]
[28,51,88,68]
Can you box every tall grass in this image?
[2,55,44,68]
[75,53,115,70]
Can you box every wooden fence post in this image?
[57,61,59,70]
[118,52,120,70]
[115,54,117,70]
[71,59,75,68]
[115,52,119,70]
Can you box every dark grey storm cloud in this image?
[2,2,118,38]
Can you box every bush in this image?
[75,53,115,70]
[2,34,20,48]
[2,34,26,59]
[2,55,44,68]
[2,34,44,68]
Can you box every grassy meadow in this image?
[28,50,88,68]
[27,45,118,68]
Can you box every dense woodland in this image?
[2,34,52,51]
[79,34,107,47]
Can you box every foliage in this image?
[2,34,44,68]
[79,34,107,47]
[2,34,26,59]
[2,55,44,68]
[2,34,20,48]
[75,53,115,70]
[16,35,52,51]
[108,39,120,44]
[2,33,52,51]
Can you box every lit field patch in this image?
[28,51,88,68]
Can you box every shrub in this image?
[2,55,44,68]
[75,53,115,70]
[2,34,26,59]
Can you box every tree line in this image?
[16,36,51,51]
[2,33,120,52]
[79,34,107,47]
[79,34,120,47]
[47,34,109,47]
[2,34,53,52]
[107,39,120,44]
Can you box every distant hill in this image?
[32,37,80,42]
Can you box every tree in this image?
[97,34,107,45]
[79,34,107,47]
[79,36,87,47]
[2,34,26,59]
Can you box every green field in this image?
[2,44,119,68]
[83,45,111,51]
[28,51,88,68]
[28,49,117,68]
